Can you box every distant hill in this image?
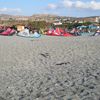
[31,14,58,17]
[0,14,29,20]
[0,14,99,23]
[0,14,75,20]
[0,14,13,18]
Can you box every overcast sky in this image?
[0,0,100,17]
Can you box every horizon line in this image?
[0,13,100,18]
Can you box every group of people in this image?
[92,29,100,36]
[0,25,41,38]
[70,27,100,36]
[16,25,41,38]
[0,25,100,37]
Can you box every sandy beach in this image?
[0,35,100,100]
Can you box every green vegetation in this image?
[0,19,97,30]
[27,21,51,29]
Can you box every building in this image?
[76,16,100,23]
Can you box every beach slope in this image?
[0,36,100,100]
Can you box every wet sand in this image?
[0,35,100,100]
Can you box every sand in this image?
[0,35,100,100]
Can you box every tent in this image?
[17,25,25,32]
[17,28,41,38]
[0,28,16,36]
[77,25,87,29]
[88,25,97,29]
[46,28,73,37]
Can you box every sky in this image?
[0,0,100,17]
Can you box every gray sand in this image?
[0,36,100,100]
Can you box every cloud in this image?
[0,7,21,13]
[62,0,100,10]
[62,0,73,8]
[43,3,63,16]
[32,0,100,17]
[46,0,100,11]
[47,4,58,9]
[90,1,100,10]
[75,1,88,9]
